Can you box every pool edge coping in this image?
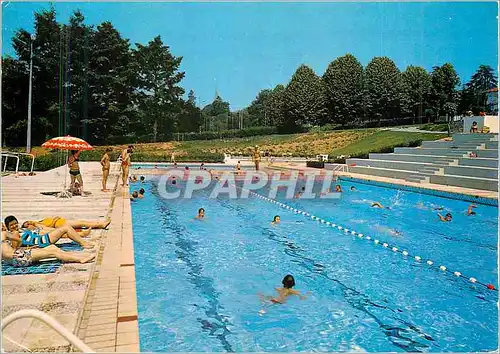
[76,168,141,352]
[337,173,498,206]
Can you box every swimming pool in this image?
[131,178,498,352]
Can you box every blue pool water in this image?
[131,178,498,352]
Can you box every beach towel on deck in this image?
[1,243,83,276]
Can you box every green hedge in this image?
[5,149,224,172]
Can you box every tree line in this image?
[247,57,497,133]
[2,7,497,147]
[2,7,201,147]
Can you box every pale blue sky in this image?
[2,2,498,110]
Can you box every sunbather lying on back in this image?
[2,230,95,267]
[21,216,111,230]
[4,216,94,249]
[22,222,93,239]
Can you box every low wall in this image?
[463,116,499,133]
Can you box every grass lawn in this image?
[330,130,447,159]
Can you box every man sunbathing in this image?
[2,230,95,267]
[4,216,94,249]
[21,216,111,230]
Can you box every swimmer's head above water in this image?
[197,208,205,218]
[282,274,296,289]
[335,185,342,192]
[272,215,280,224]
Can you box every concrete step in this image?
[485,141,498,149]
[421,141,482,149]
[394,148,469,156]
[452,133,498,141]
[459,158,498,168]
[430,174,498,192]
[476,149,498,159]
[346,159,448,172]
[444,165,498,179]
[369,153,456,164]
[405,174,430,183]
[348,166,433,180]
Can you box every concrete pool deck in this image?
[1,162,139,352]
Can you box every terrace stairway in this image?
[345,133,499,191]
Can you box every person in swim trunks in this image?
[258,275,309,314]
[2,230,95,267]
[4,216,94,249]
[121,145,133,187]
[22,217,111,230]
[68,150,85,196]
[100,148,112,191]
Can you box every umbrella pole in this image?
[57,150,72,198]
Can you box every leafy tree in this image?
[247,89,272,126]
[8,6,62,145]
[461,65,497,114]
[133,35,185,141]
[364,57,402,125]
[266,84,286,127]
[429,63,460,119]
[282,65,327,132]
[322,54,364,126]
[202,95,230,117]
[177,90,202,133]
[2,57,29,146]
[401,65,432,122]
[86,21,134,143]
[187,89,196,106]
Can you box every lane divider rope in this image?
[244,188,496,291]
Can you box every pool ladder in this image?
[1,309,94,353]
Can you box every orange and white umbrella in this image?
[41,135,93,198]
[42,135,93,151]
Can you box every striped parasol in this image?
[42,135,93,151]
[41,136,92,198]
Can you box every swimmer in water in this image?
[350,186,356,191]
[130,191,139,201]
[295,186,305,198]
[272,215,280,224]
[258,275,308,314]
[171,176,177,185]
[438,212,452,222]
[335,185,342,192]
[467,204,477,216]
[140,176,145,183]
[371,202,385,209]
[138,188,145,199]
[195,208,205,220]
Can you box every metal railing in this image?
[326,163,349,173]
[1,151,35,175]
[2,309,94,353]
